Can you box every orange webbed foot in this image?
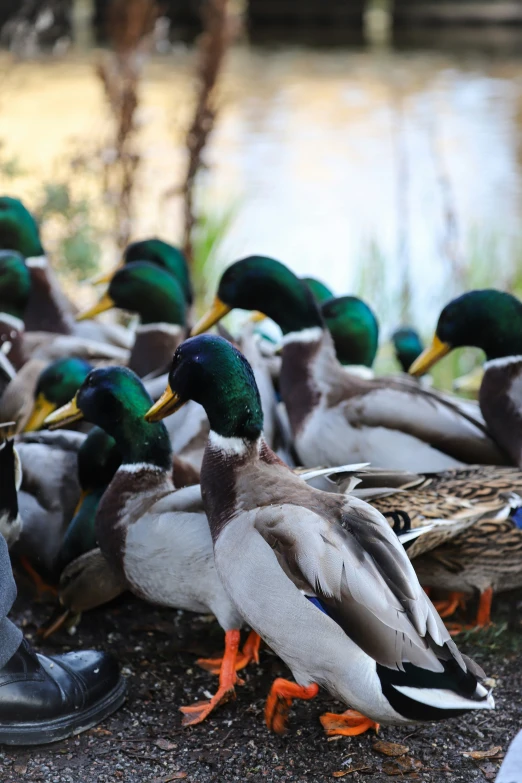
[265,678,319,734]
[181,629,240,726]
[197,630,262,675]
[446,587,493,635]
[320,709,380,737]
[19,556,58,598]
[433,591,467,619]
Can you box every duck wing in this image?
[254,495,464,673]
[340,376,509,466]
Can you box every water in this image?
[2,43,522,331]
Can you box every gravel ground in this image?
[2,588,521,783]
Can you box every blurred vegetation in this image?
[33,181,101,281]
[191,198,238,314]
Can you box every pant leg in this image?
[0,534,22,668]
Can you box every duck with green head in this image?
[45,365,258,725]
[56,427,121,572]
[0,196,131,349]
[0,250,31,370]
[24,357,93,432]
[410,290,522,467]
[321,295,379,374]
[92,238,193,309]
[77,261,187,378]
[392,327,424,374]
[191,256,507,471]
[302,277,334,304]
[145,334,494,736]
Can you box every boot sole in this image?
[0,675,126,746]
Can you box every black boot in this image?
[0,639,126,745]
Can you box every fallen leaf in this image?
[383,756,423,776]
[13,763,27,774]
[463,746,502,760]
[87,727,112,736]
[479,762,500,780]
[373,740,409,757]
[333,764,371,777]
[155,738,178,751]
[152,774,187,783]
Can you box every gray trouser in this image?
[0,534,22,668]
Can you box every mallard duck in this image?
[0,196,132,349]
[145,334,494,736]
[11,430,84,589]
[320,463,522,628]
[77,261,187,378]
[392,327,424,374]
[24,357,93,432]
[410,289,522,467]
[91,237,193,310]
[56,426,122,572]
[302,277,334,303]
[45,365,260,725]
[0,423,22,547]
[321,295,378,374]
[191,256,508,471]
[0,248,129,375]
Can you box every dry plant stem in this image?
[181,0,231,265]
[97,0,158,249]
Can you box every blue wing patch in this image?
[510,507,522,530]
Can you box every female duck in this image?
[146,335,494,735]
[46,365,258,724]
[192,256,507,471]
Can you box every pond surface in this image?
[2,42,522,330]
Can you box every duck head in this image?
[24,357,93,432]
[410,290,522,376]
[45,365,172,469]
[92,238,192,306]
[321,296,379,367]
[0,197,44,258]
[77,261,187,328]
[192,256,323,337]
[146,334,264,442]
[302,277,334,304]
[0,250,31,320]
[392,327,424,373]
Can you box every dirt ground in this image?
[1,589,521,783]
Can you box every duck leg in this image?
[320,710,380,736]
[265,678,319,734]
[180,629,240,726]
[197,630,261,675]
[433,591,467,619]
[475,586,493,627]
[447,587,494,635]
[19,556,58,598]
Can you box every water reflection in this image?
[1,43,522,330]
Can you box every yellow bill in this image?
[88,263,123,286]
[73,489,89,518]
[44,395,84,429]
[75,291,116,322]
[145,384,186,422]
[409,335,451,377]
[248,311,267,324]
[24,393,57,432]
[190,297,231,337]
